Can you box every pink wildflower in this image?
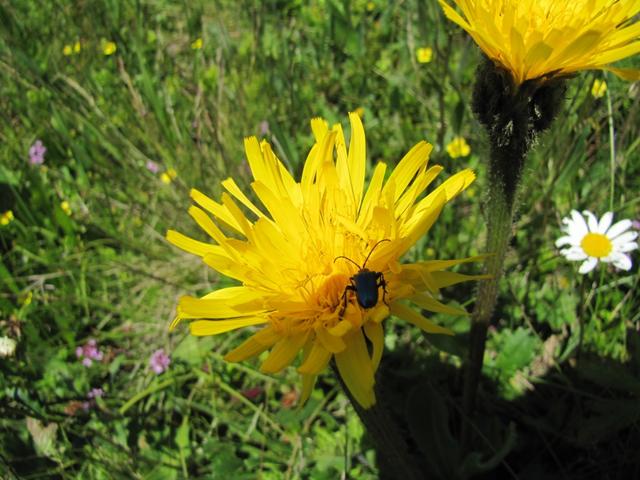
[75,339,104,367]
[29,140,46,165]
[149,348,170,374]
[146,160,160,174]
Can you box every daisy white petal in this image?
[578,257,598,274]
[597,212,613,234]
[562,247,588,261]
[609,253,632,271]
[555,235,576,248]
[618,241,638,253]
[606,219,633,239]
[583,210,599,233]
[611,231,638,247]
[569,210,589,238]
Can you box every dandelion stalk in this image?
[461,59,566,445]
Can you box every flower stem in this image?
[461,155,518,447]
[332,363,423,480]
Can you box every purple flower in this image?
[29,140,46,165]
[149,348,170,374]
[146,160,160,174]
[259,120,270,136]
[87,387,104,399]
[633,220,640,231]
[76,339,104,367]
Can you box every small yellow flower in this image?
[191,38,203,50]
[160,173,172,184]
[21,290,33,307]
[60,201,72,216]
[439,0,640,85]
[591,79,607,99]
[167,113,482,408]
[73,41,81,54]
[166,168,177,180]
[416,47,433,64]
[1,210,14,226]
[446,136,471,158]
[63,45,73,56]
[103,41,117,56]
[366,2,376,11]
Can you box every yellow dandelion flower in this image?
[63,45,73,56]
[1,210,14,226]
[446,136,471,158]
[73,41,81,54]
[416,47,433,64]
[103,41,117,56]
[191,38,203,50]
[591,79,608,98]
[439,0,640,85]
[167,113,482,408]
[60,201,72,216]
[160,173,172,184]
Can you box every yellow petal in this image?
[298,341,332,375]
[260,331,310,373]
[383,141,433,203]
[316,327,347,353]
[224,327,280,362]
[299,373,317,406]
[190,317,267,336]
[410,293,468,316]
[190,189,243,234]
[430,271,492,289]
[363,321,384,373]
[178,295,266,319]
[335,329,375,408]
[165,230,220,257]
[390,302,453,335]
[221,177,264,218]
[347,112,366,209]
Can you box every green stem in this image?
[332,364,423,480]
[461,163,518,447]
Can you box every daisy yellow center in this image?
[580,233,612,258]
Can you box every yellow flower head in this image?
[60,201,72,216]
[161,168,177,184]
[103,41,117,56]
[191,38,203,50]
[416,47,434,64]
[167,113,481,408]
[446,136,471,158]
[591,78,608,98]
[1,210,14,226]
[439,0,640,85]
[63,45,73,56]
[73,41,81,54]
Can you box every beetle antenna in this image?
[334,255,362,269]
[362,239,391,269]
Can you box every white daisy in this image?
[556,210,638,274]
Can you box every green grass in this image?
[1,1,639,478]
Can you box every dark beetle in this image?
[334,239,390,316]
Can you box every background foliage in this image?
[1,0,638,478]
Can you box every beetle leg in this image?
[377,273,389,307]
[339,284,357,318]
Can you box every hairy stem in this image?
[461,153,519,448]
